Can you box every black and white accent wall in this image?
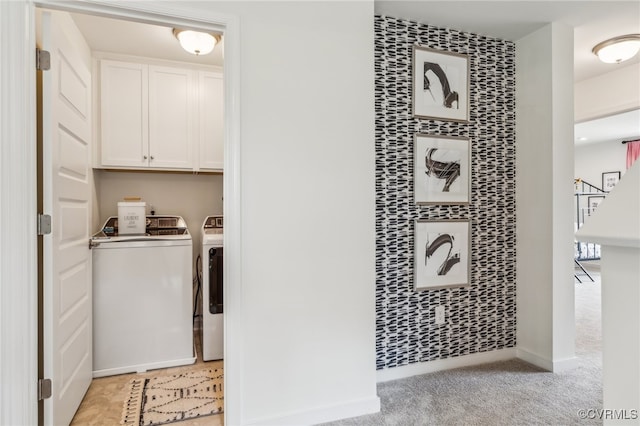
[375,16,517,370]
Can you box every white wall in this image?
[574,63,639,189]
[550,23,577,369]
[575,162,640,420]
[516,22,576,372]
[207,1,379,424]
[575,63,640,122]
[574,141,627,234]
[575,141,627,189]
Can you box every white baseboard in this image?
[516,348,579,372]
[245,395,381,426]
[551,356,579,372]
[376,348,518,383]
[516,348,553,371]
[93,353,197,378]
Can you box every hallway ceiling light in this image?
[173,29,221,56]
[592,34,640,64]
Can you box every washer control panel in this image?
[204,215,223,230]
[98,215,188,237]
[204,216,223,229]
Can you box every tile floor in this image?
[70,329,223,426]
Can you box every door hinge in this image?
[38,378,52,401]
[37,214,52,236]
[36,48,51,71]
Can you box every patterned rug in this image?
[121,368,223,426]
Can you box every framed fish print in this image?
[414,219,470,290]
[414,134,470,205]
[412,45,469,122]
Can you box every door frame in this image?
[0,2,39,425]
[0,1,243,425]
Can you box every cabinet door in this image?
[148,66,194,169]
[198,71,224,171]
[100,60,148,167]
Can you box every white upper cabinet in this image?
[198,71,224,171]
[100,60,149,168]
[148,66,194,169]
[98,58,222,172]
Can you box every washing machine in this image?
[201,215,224,361]
[91,215,195,377]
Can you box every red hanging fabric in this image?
[627,140,640,170]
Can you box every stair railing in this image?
[574,178,605,281]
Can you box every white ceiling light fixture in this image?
[592,34,640,64]
[173,29,221,56]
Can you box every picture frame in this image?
[414,134,470,205]
[602,171,621,192]
[587,195,605,214]
[412,45,469,122]
[414,219,470,290]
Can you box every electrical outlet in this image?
[435,306,445,325]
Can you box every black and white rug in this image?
[121,368,223,426]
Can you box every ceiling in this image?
[70,13,224,67]
[575,109,640,145]
[69,1,640,145]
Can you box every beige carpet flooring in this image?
[323,273,603,426]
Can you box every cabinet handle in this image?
[150,156,154,161]
[143,155,148,160]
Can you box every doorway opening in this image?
[35,3,238,425]
[572,108,640,383]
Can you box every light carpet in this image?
[121,368,223,426]
[323,275,602,425]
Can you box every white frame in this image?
[414,134,470,205]
[412,45,469,122]
[1,2,242,425]
[414,219,470,290]
[0,2,39,424]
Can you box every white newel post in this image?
[576,160,640,425]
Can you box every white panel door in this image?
[100,60,149,167]
[198,71,224,171]
[148,65,194,169]
[41,10,93,426]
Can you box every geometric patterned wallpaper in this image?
[374,16,517,370]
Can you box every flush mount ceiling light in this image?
[173,29,221,56]
[592,34,640,64]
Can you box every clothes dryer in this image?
[201,215,224,361]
